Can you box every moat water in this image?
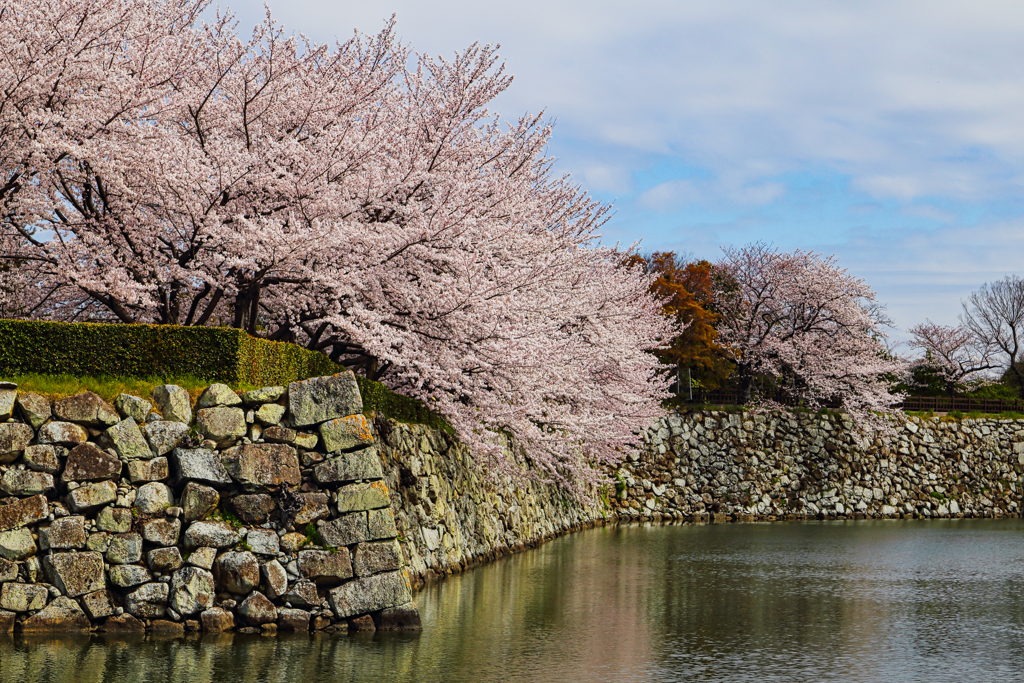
[3,519,1024,682]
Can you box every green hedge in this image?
[0,319,449,429]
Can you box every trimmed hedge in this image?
[0,318,450,429]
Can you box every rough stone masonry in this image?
[0,374,419,635]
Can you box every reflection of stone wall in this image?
[0,374,418,635]
[382,409,1024,588]
[613,411,1023,522]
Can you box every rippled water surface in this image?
[4,519,1024,682]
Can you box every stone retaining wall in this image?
[0,374,419,635]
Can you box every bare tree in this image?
[961,275,1024,398]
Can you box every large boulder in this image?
[200,606,235,632]
[80,590,116,619]
[262,559,288,599]
[196,384,242,408]
[288,373,362,428]
[0,423,34,463]
[106,417,154,461]
[15,392,50,430]
[0,468,54,497]
[318,514,370,547]
[0,494,48,531]
[36,421,88,446]
[62,442,122,482]
[151,385,192,424]
[221,443,300,490]
[147,547,183,573]
[39,516,87,550]
[44,551,105,596]
[134,482,174,513]
[105,532,143,564]
[169,566,216,615]
[53,391,118,425]
[231,494,274,524]
[183,521,240,549]
[195,407,246,447]
[328,570,413,619]
[126,457,169,483]
[140,518,180,547]
[96,506,132,533]
[246,529,279,555]
[352,540,402,577]
[143,421,189,456]
[237,591,277,625]
[67,480,117,513]
[214,550,260,594]
[254,403,286,425]
[368,508,399,540]
[108,564,152,588]
[22,445,59,474]
[281,580,319,608]
[20,596,91,632]
[0,582,48,611]
[277,608,311,632]
[319,414,374,454]
[125,581,168,618]
[0,528,35,560]
[297,549,353,585]
[313,447,383,484]
[114,393,152,423]
[181,483,219,522]
[335,481,390,513]
[172,448,231,485]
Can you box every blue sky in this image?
[221,0,1024,341]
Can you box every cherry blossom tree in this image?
[0,0,671,491]
[907,321,995,397]
[714,243,904,425]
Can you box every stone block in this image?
[181,482,219,522]
[68,480,117,512]
[114,393,152,423]
[141,517,181,547]
[80,589,116,619]
[231,494,274,524]
[201,606,235,632]
[40,516,87,550]
[106,532,143,564]
[134,482,174,513]
[263,425,296,444]
[53,392,119,426]
[0,468,54,496]
[44,551,105,596]
[37,421,88,446]
[328,570,412,619]
[20,596,90,632]
[280,532,308,554]
[108,564,152,588]
[172,448,231,485]
[23,444,60,473]
[186,546,218,570]
[195,407,247,447]
[0,582,48,611]
[214,550,259,594]
[127,456,169,483]
[86,532,109,552]
[0,528,36,560]
[0,493,48,531]
[16,392,50,429]
[197,384,242,408]
[318,514,369,547]
[262,559,288,599]
[147,546,183,572]
[255,403,286,425]
[246,529,279,555]
[221,443,300,490]
[151,385,192,424]
[294,432,318,450]
[125,581,168,618]
[63,442,122,481]
[294,493,330,526]
[150,619,184,636]
[184,522,240,549]
[238,591,277,626]
[100,613,146,632]
[314,447,383,484]
[143,421,189,456]
[0,386,13,420]
[352,539,402,577]
[277,608,311,632]
[0,423,33,462]
[106,417,154,461]
[368,508,399,540]
[96,506,132,533]
[297,549,353,585]
[335,481,390,513]
[320,414,374,453]
[288,373,362,427]
[281,580,319,608]
[0,557,16,582]
[240,386,287,404]
[169,566,216,615]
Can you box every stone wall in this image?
[0,374,419,635]
[611,410,1024,521]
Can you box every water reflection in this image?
[3,520,1024,682]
